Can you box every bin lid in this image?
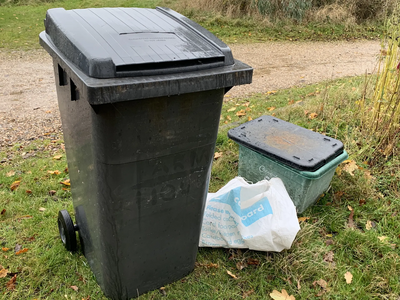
[43,7,234,78]
[228,115,345,172]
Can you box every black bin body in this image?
[39,7,252,299]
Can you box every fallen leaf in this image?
[236,261,247,270]
[0,268,8,278]
[270,289,296,300]
[247,258,260,265]
[267,107,276,111]
[313,279,328,289]
[14,244,22,253]
[325,239,334,246]
[366,220,373,231]
[227,107,236,112]
[378,236,388,242]
[53,154,63,160]
[297,279,301,290]
[226,115,232,121]
[48,170,61,175]
[26,190,32,195]
[2,247,10,252]
[342,160,358,176]
[335,166,342,176]
[344,271,353,284]
[205,263,219,268]
[236,109,246,117]
[214,152,223,160]
[359,199,366,206]
[298,217,310,222]
[70,286,79,292]
[6,170,15,177]
[288,100,295,105]
[49,190,56,196]
[62,188,70,191]
[308,112,318,119]
[242,289,254,298]
[1,209,5,215]
[18,215,32,220]
[10,181,21,191]
[227,270,238,279]
[244,102,250,107]
[267,91,277,95]
[60,179,71,186]
[15,248,28,255]
[39,207,46,212]
[323,251,334,263]
[6,274,17,290]
[247,116,253,121]
[348,206,355,229]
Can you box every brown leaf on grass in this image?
[342,160,358,176]
[14,244,22,253]
[247,258,260,266]
[2,247,10,252]
[1,209,5,215]
[347,206,355,229]
[226,115,232,121]
[227,107,236,112]
[323,251,334,263]
[308,112,318,119]
[26,190,32,195]
[205,263,218,268]
[267,107,276,111]
[288,100,295,105]
[378,236,388,242]
[344,272,353,284]
[48,190,56,196]
[48,170,61,175]
[227,270,238,279]
[214,152,223,160]
[236,261,247,270]
[60,179,71,186]
[365,220,373,231]
[270,289,295,300]
[70,285,79,292]
[15,248,28,255]
[313,279,328,289]
[53,154,63,160]
[6,170,15,177]
[39,207,46,212]
[0,268,9,278]
[267,91,277,95]
[10,181,20,191]
[242,289,254,298]
[244,102,250,107]
[6,274,17,290]
[236,109,246,117]
[359,199,366,206]
[64,167,69,174]
[298,217,310,223]
[325,239,334,246]
[247,116,253,121]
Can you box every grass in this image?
[0,0,162,49]
[0,0,386,50]
[1,75,400,299]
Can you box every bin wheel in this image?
[58,210,77,252]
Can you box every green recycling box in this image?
[228,116,348,213]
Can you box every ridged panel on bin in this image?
[43,7,234,78]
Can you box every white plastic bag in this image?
[199,177,300,252]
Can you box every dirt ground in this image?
[0,40,381,148]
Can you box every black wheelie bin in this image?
[39,6,252,299]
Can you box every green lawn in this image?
[1,1,399,299]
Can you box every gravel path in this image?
[0,40,381,149]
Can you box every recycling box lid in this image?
[43,7,234,78]
[228,115,345,172]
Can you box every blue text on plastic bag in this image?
[209,187,273,227]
